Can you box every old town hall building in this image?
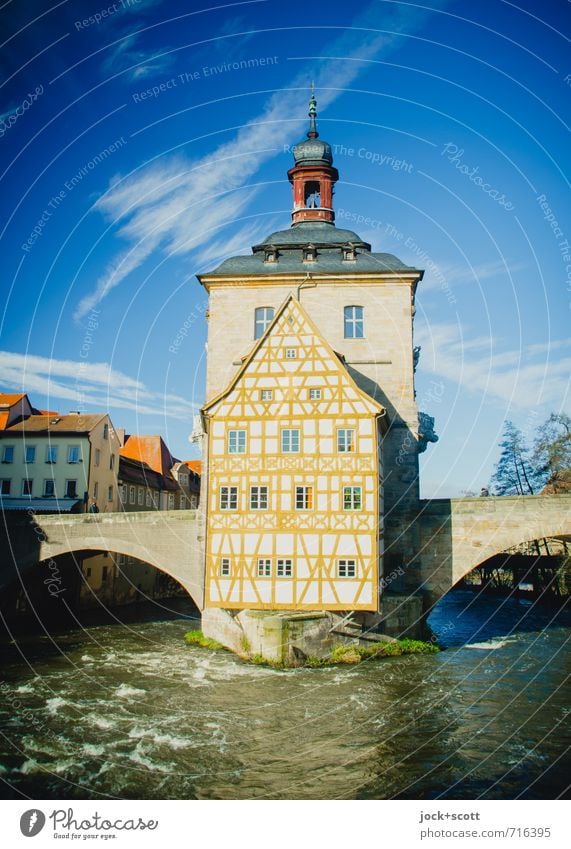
[197,94,424,629]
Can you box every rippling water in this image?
[0,592,569,800]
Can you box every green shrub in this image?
[184,630,225,650]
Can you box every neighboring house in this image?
[0,401,121,513]
[119,435,198,510]
[171,460,201,509]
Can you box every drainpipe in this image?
[296,274,317,302]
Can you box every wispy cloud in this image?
[76,0,446,320]
[420,259,527,293]
[102,33,174,81]
[0,351,197,418]
[416,321,571,409]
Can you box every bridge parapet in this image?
[36,509,204,609]
[416,494,571,605]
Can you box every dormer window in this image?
[343,243,357,261]
[264,245,278,263]
[303,244,317,263]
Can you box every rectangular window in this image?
[254,306,274,339]
[257,558,271,577]
[108,486,113,502]
[250,486,268,510]
[344,305,364,338]
[65,480,78,498]
[93,482,98,499]
[109,454,115,470]
[129,485,135,504]
[146,491,151,507]
[228,430,246,454]
[295,486,313,510]
[308,388,321,400]
[168,493,175,509]
[138,488,144,505]
[120,485,127,504]
[338,559,357,578]
[45,445,58,464]
[220,558,230,577]
[2,446,14,463]
[95,448,100,467]
[260,389,273,401]
[22,479,33,496]
[102,566,108,581]
[103,424,109,440]
[281,429,300,453]
[67,445,80,463]
[25,445,36,464]
[343,486,362,511]
[277,559,293,578]
[337,429,356,453]
[220,486,238,510]
[1,479,11,495]
[43,479,55,497]
[285,348,297,359]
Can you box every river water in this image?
[0,591,569,800]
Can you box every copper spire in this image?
[307,82,318,139]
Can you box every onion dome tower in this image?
[287,87,339,225]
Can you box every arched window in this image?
[254,306,275,339]
[344,305,364,338]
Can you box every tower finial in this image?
[307,82,318,139]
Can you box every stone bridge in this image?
[4,495,570,617]
[416,494,571,606]
[35,510,204,609]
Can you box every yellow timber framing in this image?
[202,294,386,612]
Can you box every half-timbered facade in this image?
[202,296,386,610]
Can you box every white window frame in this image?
[260,389,273,401]
[65,479,78,498]
[344,305,364,339]
[168,493,175,509]
[308,388,321,400]
[67,445,80,464]
[295,485,313,510]
[343,486,362,511]
[228,430,246,454]
[146,491,152,507]
[250,485,268,510]
[220,486,238,510]
[277,559,293,578]
[257,558,271,577]
[138,488,144,506]
[45,445,58,464]
[337,428,356,453]
[120,485,127,504]
[25,445,36,464]
[285,348,297,359]
[254,306,275,339]
[129,485,135,504]
[2,446,14,464]
[338,559,357,578]
[281,429,300,453]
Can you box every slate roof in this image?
[199,222,421,278]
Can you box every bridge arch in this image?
[34,510,204,610]
[418,495,571,605]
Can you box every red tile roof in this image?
[184,460,202,475]
[0,393,26,406]
[120,435,175,476]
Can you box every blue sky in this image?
[0,0,569,496]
